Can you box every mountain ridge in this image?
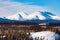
[5,11,60,20]
[0,11,60,23]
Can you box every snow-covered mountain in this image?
[6,11,27,20]
[5,11,46,20]
[0,11,60,22]
[5,11,60,20]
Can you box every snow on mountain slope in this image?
[18,11,27,19]
[27,11,46,20]
[6,11,27,20]
[49,15,60,20]
[5,11,60,21]
[6,14,19,20]
[6,11,46,20]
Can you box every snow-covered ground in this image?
[30,31,60,40]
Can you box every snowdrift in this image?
[30,31,59,40]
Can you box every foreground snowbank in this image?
[30,31,58,40]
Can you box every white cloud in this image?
[0,0,10,2]
[0,0,48,17]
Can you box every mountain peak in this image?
[4,11,60,21]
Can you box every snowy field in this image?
[30,31,60,40]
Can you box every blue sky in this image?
[11,0,60,7]
[0,0,60,17]
[12,0,60,15]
